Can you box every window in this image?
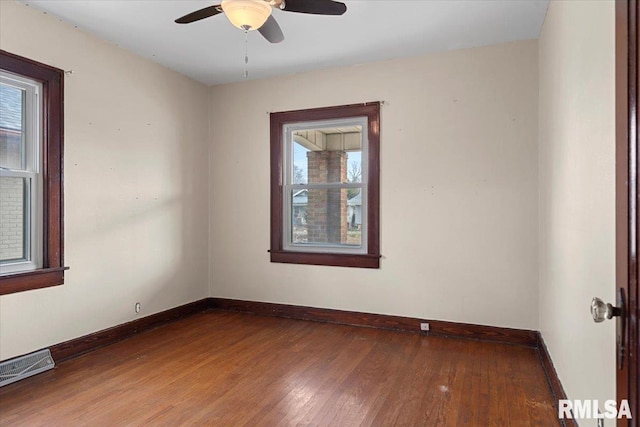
[0,50,66,294]
[1,71,42,274]
[270,103,380,268]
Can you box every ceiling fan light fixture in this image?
[221,0,272,31]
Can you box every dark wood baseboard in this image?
[209,297,539,347]
[537,332,576,427]
[49,298,210,362]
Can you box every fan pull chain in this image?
[243,29,249,79]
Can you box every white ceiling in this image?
[20,0,549,86]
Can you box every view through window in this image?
[0,72,42,274]
[285,120,367,252]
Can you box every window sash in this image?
[0,73,40,173]
[283,117,369,186]
[0,174,30,261]
[283,183,368,254]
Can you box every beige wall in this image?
[538,0,616,414]
[209,40,540,329]
[0,1,210,360]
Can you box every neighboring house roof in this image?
[348,192,362,206]
[0,84,23,131]
[293,189,308,206]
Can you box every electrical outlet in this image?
[420,322,430,331]
[135,302,141,314]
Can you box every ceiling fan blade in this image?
[258,16,285,44]
[282,0,346,15]
[175,5,222,24]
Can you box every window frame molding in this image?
[0,50,66,295]
[270,102,381,269]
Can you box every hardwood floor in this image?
[0,311,559,426]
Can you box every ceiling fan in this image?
[175,0,347,44]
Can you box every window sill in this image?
[270,251,380,269]
[0,266,69,295]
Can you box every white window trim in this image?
[0,71,43,275]
[282,116,369,254]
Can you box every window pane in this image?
[0,84,26,170]
[291,188,362,247]
[0,176,28,262]
[292,126,362,184]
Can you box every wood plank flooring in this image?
[0,311,559,426]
